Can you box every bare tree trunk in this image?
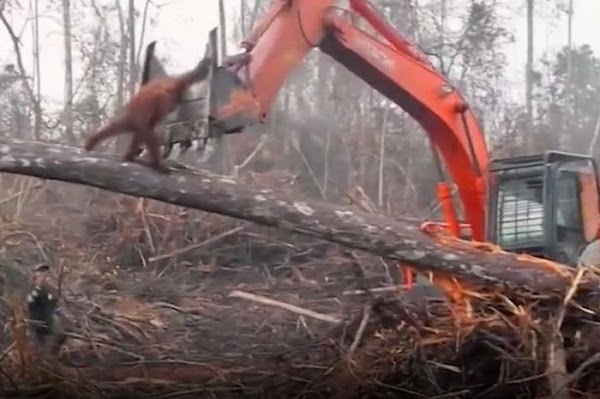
[240,0,247,36]
[218,0,228,57]
[107,0,129,156]
[87,26,102,132]
[62,0,74,143]
[128,0,136,97]
[9,93,25,138]
[316,52,329,198]
[115,0,127,108]
[588,109,600,157]
[32,0,42,139]
[566,0,579,152]
[439,0,446,73]
[135,0,152,65]
[0,4,43,140]
[525,0,534,151]
[566,0,573,95]
[377,105,390,208]
[323,129,331,198]
[217,0,232,175]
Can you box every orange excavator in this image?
[144,0,600,318]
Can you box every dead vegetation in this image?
[1,173,600,399]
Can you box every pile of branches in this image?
[6,293,600,399]
[0,137,599,398]
[1,204,600,399]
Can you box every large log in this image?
[0,138,590,296]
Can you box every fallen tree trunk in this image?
[0,138,591,296]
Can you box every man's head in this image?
[31,263,50,289]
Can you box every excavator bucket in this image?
[174,27,263,157]
[202,27,259,136]
[208,63,260,135]
[205,29,263,135]
[137,27,259,161]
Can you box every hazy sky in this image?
[1,0,599,109]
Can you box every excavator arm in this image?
[195,0,497,321]
[322,5,489,240]
[210,0,489,241]
[138,0,495,316]
[138,0,600,322]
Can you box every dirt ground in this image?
[1,179,600,399]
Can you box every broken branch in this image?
[229,290,342,324]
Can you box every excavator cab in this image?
[485,151,600,266]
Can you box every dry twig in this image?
[229,290,342,324]
[547,267,588,398]
[148,225,246,263]
[348,304,371,355]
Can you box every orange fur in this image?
[83,59,209,172]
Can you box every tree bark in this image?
[127,0,136,97]
[525,0,534,150]
[114,0,126,109]
[217,0,232,175]
[0,7,42,140]
[61,0,74,143]
[0,138,589,297]
[32,0,42,139]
